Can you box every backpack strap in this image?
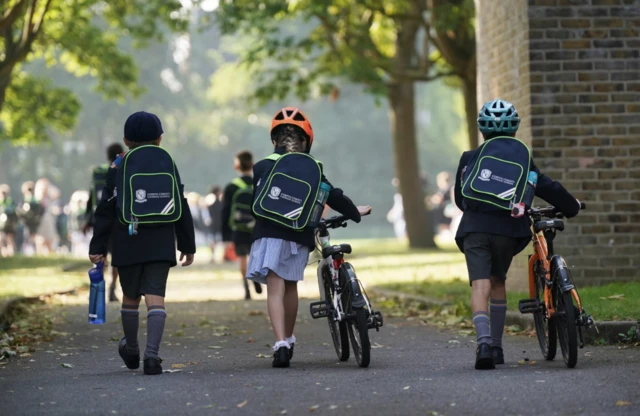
[231,177,249,190]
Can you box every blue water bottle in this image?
[309,182,332,228]
[522,171,538,208]
[88,262,106,324]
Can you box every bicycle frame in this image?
[317,231,373,322]
[529,227,584,319]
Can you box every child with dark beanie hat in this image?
[89,111,196,375]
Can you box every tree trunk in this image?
[388,81,436,248]
[0,73,11,114]
[462,76,478,149]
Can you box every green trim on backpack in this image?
[229,177,254,233]
[461,136,531,211]
[119,145,182,225]
[252,152,323,231]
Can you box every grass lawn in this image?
[0,256,89,301]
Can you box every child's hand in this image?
[357,205,372,216]
[89,254,107,266]
[180,252,194,267]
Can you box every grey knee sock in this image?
[490,299,508,348]
[145,306,166,359]
[473,311,491,345]
[121,305,139,351]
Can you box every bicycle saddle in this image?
[534,219,565,233]
[321,244,352,259]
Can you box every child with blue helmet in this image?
[454,99,581,369]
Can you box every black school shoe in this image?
[289,343,294,360]
[143,357,163,375]
[493,346,505,365]
[118,337,140,369]
[272,346,290,368]
[253,281,263,294]
[475,343,495,370]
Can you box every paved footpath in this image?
[1,276,639,416]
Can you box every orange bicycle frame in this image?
[528,230,555,317]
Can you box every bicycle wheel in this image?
[340,267,370,368]
[556,289,578,368]
[319,266,349,361]
[533,263,557,360]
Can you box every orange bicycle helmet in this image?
[270,107,314,149]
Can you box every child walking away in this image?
[247,107,368,368]
[89,111,196,375]
[454,99,581,370]
[222,150,262,300]
[84,143,124,302]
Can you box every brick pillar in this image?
[476,0,640,288]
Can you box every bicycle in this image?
[309,214,383,368]
[518,202,595,368]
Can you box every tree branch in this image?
[0,0,29,33]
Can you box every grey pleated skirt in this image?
[246,238,310,284]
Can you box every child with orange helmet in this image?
[247,107,370,368]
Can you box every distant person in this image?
[429,171,454,236]
[19,180,43,253]
[246,107,368,368]
[205,186,224,262]
[187,192,208,247]
[0,184,19,257]
[84,143,124,302]
[89,111,196,376]
[34,178,58,255]
[222,150,262,300]
[386,178,406,240]
[49,186,70,253]
[454,99,581,370]
[69,190,90,257]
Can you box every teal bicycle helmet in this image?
[477,99,520,135]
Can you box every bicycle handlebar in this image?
[529,201,586,218]
[319,215,349,230]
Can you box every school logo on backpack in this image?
[252,152,323,231]
[461,136,531,211]
[115,145,182,226]
[229,177,255,233]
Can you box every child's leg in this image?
[266,272,286,342]
[144,294,166,359]
[490,277,507,348]
[121,295,142,351]
[109,266,119,302]
[239,255,250,299]
[471,279,492,345]
[283,281,298,339]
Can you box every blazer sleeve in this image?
[175,187,196,254]
[454,151,472,211]
[324,175,361,223]
[88,169,116,255]
[532,160,580,218]
[221,182,236,242]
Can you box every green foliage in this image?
[0,0,195,143]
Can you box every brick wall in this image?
[476,0,640,286]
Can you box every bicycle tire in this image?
[533,262,557,360]
[556,289,578,368]
[348,306,371,368]
[319,266,349,361]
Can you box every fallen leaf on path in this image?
[20,353,32,357]
[281,411,287,415]
[248,310,264,316]
[616,401,631,406]
[61,363,74,368]
[448,340,460,344]
[329,405,338,410]
[371,343,384,349]
[208,346,223,349]
[246,338,255,343]
[529,361,537,365]
[237,400,248,408]
[59,353,72,357]
[108,337,120,342]
[403,386,411,390]
[309,405,319,412]
[163,369,182,373]
[171,364,186,369]
[137,388,145,391]
[256,354,270,358]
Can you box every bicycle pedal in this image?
[518,298,541,314]
[310,301,329,319]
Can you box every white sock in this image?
[286,335,296,345]
[273,340,290,351]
